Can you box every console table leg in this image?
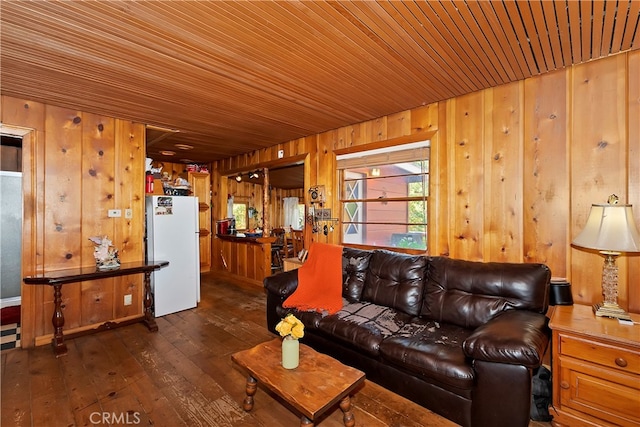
[339,395,356,427]
[51,284,67,357]
[142,271,158,332]
[243,375,257,411]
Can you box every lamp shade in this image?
[572,204,640,252]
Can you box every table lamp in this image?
[572,195,640,321]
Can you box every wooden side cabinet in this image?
[549,305,640,427]
[188,171,211,272]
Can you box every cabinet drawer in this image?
[559,363,640,426]
[559,334,640,375]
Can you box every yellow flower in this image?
[275,320,292,336]
[275,313,304,339]
[291,323,304,339]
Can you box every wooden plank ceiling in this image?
[2,1,638,165]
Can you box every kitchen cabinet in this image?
[549,305,640,427]
[188,172,211,272]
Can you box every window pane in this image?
[297,204,305,229]
[342,200,426,249]
[233,203,247,230]
[342,223,426,249]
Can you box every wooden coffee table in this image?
[231,338,366,426]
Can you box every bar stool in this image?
[271,228,285,272]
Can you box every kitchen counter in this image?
[215,234,277,286]
[216,233,275,244]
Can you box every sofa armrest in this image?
[264,270,299,298]
[462,310,549,368]
[264,270,299,331]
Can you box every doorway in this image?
[1,135,23,309]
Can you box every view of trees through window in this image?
[232,203,247,230]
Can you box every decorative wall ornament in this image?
[89,235,120,270]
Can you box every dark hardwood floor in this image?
[2,273,552,426]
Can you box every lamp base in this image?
[593,302,632,321]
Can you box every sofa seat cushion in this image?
[317,301,413,356]
[379,320,475,390]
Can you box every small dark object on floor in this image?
[531,365,553,422]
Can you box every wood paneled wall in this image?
[1,97,146,348]
[212,51,640,313]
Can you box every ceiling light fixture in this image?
[235,174,243,182]
[175,144,194,150]
[160,150,175,156]
[248,170,262,179]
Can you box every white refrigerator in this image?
[145,195,200,317]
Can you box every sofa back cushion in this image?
[342,247,373,302]
[421,256,550,329]
[362,250,427,316]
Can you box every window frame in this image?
[337,140,430,252]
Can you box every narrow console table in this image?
[24,260,169,357]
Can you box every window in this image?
[297,204,305,229]
[338,140,429,250]
[232,202,248,230]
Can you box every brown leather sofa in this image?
[264,248,551,427]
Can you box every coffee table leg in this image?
[340,395,356,427]
[243,375,257,411]
[300,416,313,426]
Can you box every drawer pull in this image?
[560,381,570,390]
[615,357,628,368]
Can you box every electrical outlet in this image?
[108,209,122,218]
[124,294,132,306]
[125,208,132,219]
[278,149,284,159]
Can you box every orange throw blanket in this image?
[283,242,343,314]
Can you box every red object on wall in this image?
[145,174,154,193]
